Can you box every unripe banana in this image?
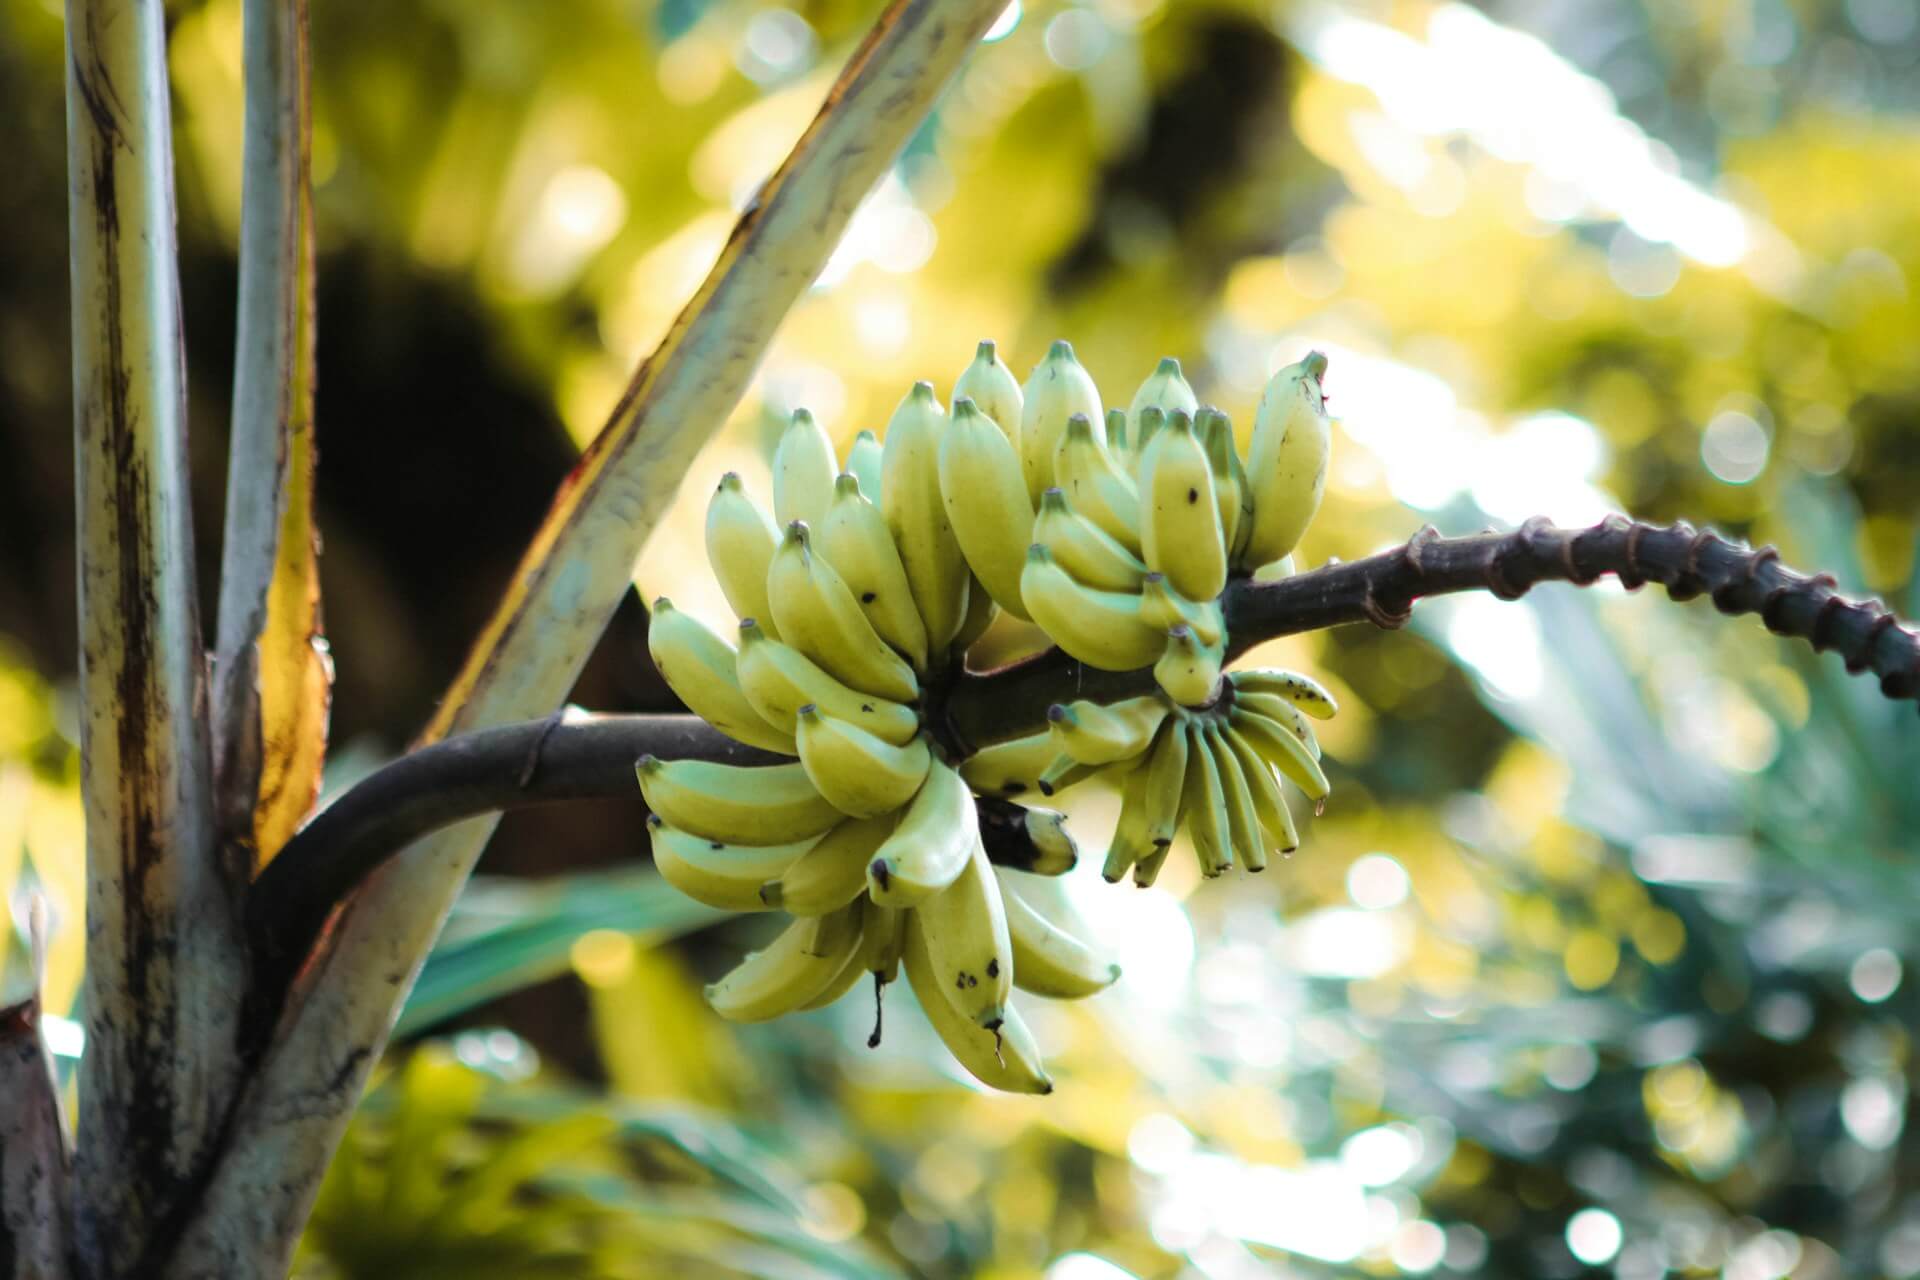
[949,574,997,658]
[882,383,970,648]
[734,619,919,746]
[868,758,976,907]
[954,339,1024,443]
[916,838,1013,1027]
[1036,753,1098,798]
[1205,723,1267,873]
[759,811,896,915]
[772,407,839,529]
[1034,488,1146,593]
[997,870,1120,998]
[636,755,842,845]
[1020,544,1165,670]
[1139,573,1224,648]
[1221,726,1299,855]
[705,903,864,1023]
[1154,624,1224,707]
[903,915,1052,1094]
[1138,410,1227,602]
[1131,844,1171,889]
[817,472,930,669]
[1241,351,1331,570]
[646,598,794,754]
[1229,668,1339,719]
[846,429,884,501]
[646,815,816,910]
[1051,413,1142,553]
[1140,716,1189,853]
[860,900,907,987]
[1195,407,1250,558]
[794,706,931,819]
[1130,354,1198,421]
[1103,764,1155,883]
[1020,340,1104,507]
[801,932,874,1011]
[705,473,780,634]
[938,398,1035,620]
[1229,705,1331,801]
[959,729,1055,797]
[1104,408,1131,462]
[767,523,919,703]
[1181,721,1232,877]
[1130,406,1167,465]
[1233,689,1322,760]
[1047,693,1168,765]
[1020,807,1078,874]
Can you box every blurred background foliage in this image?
[5,0,1920,1275]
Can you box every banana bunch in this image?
[643,365,1125,1093]
[1019,349,1332,708]
[642,341,1340,1090]
[958,668,1338,884]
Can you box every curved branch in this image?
[947,515,1920,746]
[248,516,1920,1008]
[248,717,1075,1004]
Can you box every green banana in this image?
[794,706,931,819]
[903,915,1051,1093]
[1155,623,1224,707]
[1181,721,1232,876]
[772,407,839,529]
[1019,544,1165,670]
[646,815,816,911]
[646,598,794,754]
[705,903,864,1023]
[1019,340,1104,506]
[1103,763,1155,883]
[767,522,919,703]
[800,932,873,1011]
[759,811,896,914]
[953,339,1024,442]
[915,838,1013,1027]
[939,398,1036,619]
[1047,693,1168,765]
[1034,487,1146,592]
[1229,705,1331,801]
[1140,716,1190,852]
[882,382,970,649]
[846,428,884,501]
[1195,407,1251,559]
[1128,355,1198,426]
[1229,668,1339,719]
[860,900,907,986]
[1130,406,1167,463]
[1221,726,1299,855]
[997,870,1120,998]
[1241,351,1332,570]
[959,730,1055,797]
[1138,409,1227,602]
[1234,689,1322,760]
[704,472,780,635]
[636,755,842,845]
[1051,413,1142,553]
[868,758,976,907]
[1020,806,1079,874]
[1205,724,1267,873]
[949,574,996,659]
[1104,407,1131,461]
[734,619,919,746]
[1139,573,1224,648]
[1131,845,1172,888]
[817,472,930,669]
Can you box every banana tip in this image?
[1303,350,1329,379]
[868,857,891,890]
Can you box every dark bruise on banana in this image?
[642,341,1337,1092]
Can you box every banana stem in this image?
[949,514,1920,745]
